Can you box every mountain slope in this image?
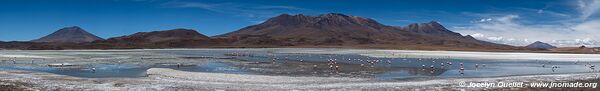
[218,13,406,45]
[92,28,213,48]
[218,13,516,50]
[397,21,462,37]
[106,28,209,42]
[31,26,103,43]
[526,41,557,49]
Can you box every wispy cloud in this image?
[451,0,600,47]
[394,19,413,23]
[173,2,222,11]
[253,5,305,10]
[578,0,600,20]
[518,7,570,17]
[250,20,266,24]
[163,1,309,19]
[455,13,600,47]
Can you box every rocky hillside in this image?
[105,28,210,42]
[89,29,216,48]
[218,13,515,50]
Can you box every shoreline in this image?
[1,68,600,90]
[0,47,597,54]
[5,48,600,62]
[2,48,600,90]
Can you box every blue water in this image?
[1,49,599,80]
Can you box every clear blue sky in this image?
[1,0,598,47]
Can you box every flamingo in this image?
[91,67,96,73]
[430,65,434,69]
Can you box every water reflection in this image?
[0,49,599,80]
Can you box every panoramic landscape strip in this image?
[1,0,600,91]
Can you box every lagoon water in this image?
[1,48,600,80]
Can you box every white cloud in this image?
[451,0,600,47]
[454,14,600,47]
[572,19,600,34]
[478,18,492,22]
[470,33,485,38]
[578,0,600,20]
[250,20,266,24]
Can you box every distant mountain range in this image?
[1,13,535,51]
[469,36,600,47]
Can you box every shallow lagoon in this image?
[1,48,600,80]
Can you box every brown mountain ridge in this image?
[2,13,534,51]
[218,13,518,50]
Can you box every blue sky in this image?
[1,0,599,46]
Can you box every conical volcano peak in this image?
[31,26,103,43]
[402,21,461,37]
[526,41,557,49]
[61,26,83,30]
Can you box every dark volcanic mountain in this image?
[219,13,515,50]
[398,21,462,37]
[32,26,103,43]
[219,13,402,45]
[106,28,209,42]
[94,28,214,48]
[525,41,557,49]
